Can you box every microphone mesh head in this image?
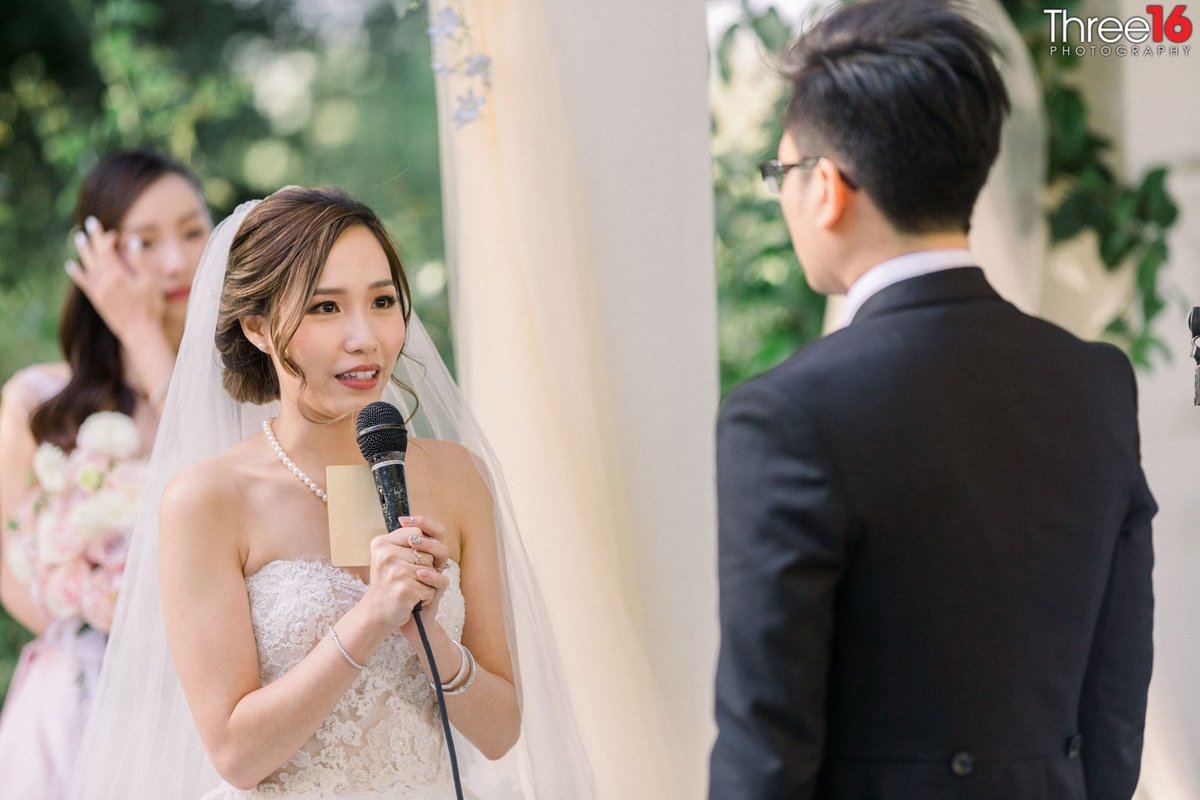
[355,401,408,460]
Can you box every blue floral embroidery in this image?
[453,90,486,127]
[464,54,492,80]
[427,7,463,44]
[427,2,492,128]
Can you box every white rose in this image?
[32,443,68,493]
[76,412,140,460]
[67,490,134,543]
[5,531,36,586]
[37,507,86,565]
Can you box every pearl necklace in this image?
[262,418,328,504]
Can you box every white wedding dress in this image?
[201,560,466,799]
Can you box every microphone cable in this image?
[412,606,465,800]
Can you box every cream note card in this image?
[327,465,387,567]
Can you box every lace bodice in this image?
[202,558,466,798]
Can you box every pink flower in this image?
[106,460,147,495]
[11,410,145,624]
[4,530,37,587]
[41,557,90,620]
[82,567,121,632]
[85,530,129,569]
[36,497,87,565]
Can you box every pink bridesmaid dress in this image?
[0,620,107,798]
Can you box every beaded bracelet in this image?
[328,627,366,671]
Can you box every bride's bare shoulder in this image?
[160,436,268,528]
[410,438,488,490]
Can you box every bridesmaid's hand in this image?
[66,215,167,347]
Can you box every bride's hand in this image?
[361,529,441,631]
[397,515,451,623]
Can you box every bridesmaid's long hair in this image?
[30,150,204,449]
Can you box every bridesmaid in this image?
[0,150,212,799]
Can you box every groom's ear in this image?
[240,316,270,353]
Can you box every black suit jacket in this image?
[709,268,1155,800]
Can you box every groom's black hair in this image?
[780,0,1010,234]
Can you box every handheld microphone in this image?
[355,401,410,529]
[355,401,465,798]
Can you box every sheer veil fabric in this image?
[71,198,592,798]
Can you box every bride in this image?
[72,187,592,798]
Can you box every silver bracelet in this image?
[440,645,478,697]
[438,640,470,690]
[328,627,366,671]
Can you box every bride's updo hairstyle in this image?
[215,186,412,405]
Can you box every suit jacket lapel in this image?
[850,267,1003,325]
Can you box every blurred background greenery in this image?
[711,0,1178,394]
[0,0,1180,702]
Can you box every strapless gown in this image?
[201,558,466,799]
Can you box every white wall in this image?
[1113,0,1200,794]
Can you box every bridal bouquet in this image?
[6,411,146,633]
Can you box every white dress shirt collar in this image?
[840,248,975,326]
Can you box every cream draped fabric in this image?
[430,0,718,796]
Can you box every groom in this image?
[709,1,1156,798]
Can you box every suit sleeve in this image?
[1079,355,1156,800]
[708,379,853,800]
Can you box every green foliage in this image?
[1002,0,1178,368]
[0,0,453,382]
[713,8,827,395]
[714,0,1178,398]
[0,609,32,698]
[0,0,450,700]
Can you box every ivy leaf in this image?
[1129,336,1150,369]
[1136,167,1179,227]
[750,8,793,53]
[1135,238,1168,325]
[1127,331,1169,370]
[1104,315,1131,337]
[1075,164,1112,193]
[759,241,795,257]
[1136,238,1167,289]
[751,330,800,373]
[1049,190,1104,242]
[716,24,740,85]
[1099,227,1139,270]
[1047,86,1088,164]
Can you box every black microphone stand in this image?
[1190,306,1200,405]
